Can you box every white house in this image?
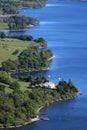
[43,82,55,89]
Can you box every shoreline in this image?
[7,24,35,32]
[0,1,81,129]
[0,106,45,129]
[48,55,56,61]
[0,92,81,129]
[9,55,55,75]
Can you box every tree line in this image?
[8,16,39,30]
[0,0,48,15]
[1,46,53,72]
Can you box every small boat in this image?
[39,117,49,121]
[58,77,61,81]
[48,75,51,78]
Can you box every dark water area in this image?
[5,0,87,129]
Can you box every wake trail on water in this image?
[40,21,59,25]
[45,4,59,7]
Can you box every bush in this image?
[9,81,20,90]
[0,71,12,85]
[0,84,6,92]
[12,49,19,55]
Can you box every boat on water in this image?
[48,75,51,78]
[39,117,49,121]
[58,77,61,81]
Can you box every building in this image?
[43,82,56,89]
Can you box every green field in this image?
[0,79,31,93]
[0,38,37,66]
[18,81,31,91]
[0,37,44,93]
[0,22,8,31]
[5,81,31,94]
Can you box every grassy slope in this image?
[0,38,37,65]
[18,81,31,91]
[0,38,37,93]
[0,80,31,93]
[0,22,8,31]
[0,81,31,94]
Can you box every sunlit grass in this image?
[0,38,36,66]
[0,22,8,31]
[18,81,30,91]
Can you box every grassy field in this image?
[0,22,8,31]
[18,80,31,91]
[0,82,12,93]
[0,38,38,93]
[0,38,37,66]
[0,80,31,93]
[6,81,31,93]
[3,81,31,94]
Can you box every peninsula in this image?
[0,71,79,128]
[0,36,79,128]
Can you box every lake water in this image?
[6,0,87,129]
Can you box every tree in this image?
[9,81,20,91]
[8,16,37,30]
[0,71,12,85]
[2,59,17,72]
[12,49,19,55]
[0,32,6,38]
[0,84,6,92]
[35,74,46,84]
[19,35,33,41]
[34,37,47,47]
[28,76,35,85]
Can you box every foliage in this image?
[0,0,48,14]
[1,46,52,72]
[9,81,20,91]
[1,59,18,72]
[34,37,47,47]
[0,79,78,127]
[9,35,47,47]
[19,74,47,86]
[12,49,19,55]
[35,74,47,84]
[0,37,39,66]
[0,84,6,92]
[0,0,20,14]
[0,71,12,85]
[0,32,6,38]
[18,35,33,41]
[56,80,78,99]
[18,47,52,72]
[8,16,38,30]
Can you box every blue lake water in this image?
[6,0,87,129]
